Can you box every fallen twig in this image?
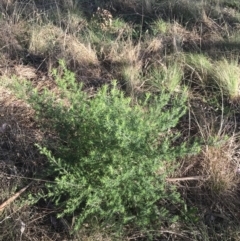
[0,182,33,212]
[166,176,205,182]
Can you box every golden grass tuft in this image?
[64,36,98,67]
[29,24,63,56]
[145,37,163,54]
[0,19,30,58]
[62,12,87,36]
[202,136,239,193]
[29,23,99,73]
[140,36,165,72]
[108,37,142,94]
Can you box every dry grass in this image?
[0,19,30,59]
[105,35,143,94]
[73,227,114,241]
[202,139,239,193]
[14,65,37,80]
[64,36,98,68]
[29,22,100,78]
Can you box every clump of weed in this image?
[147,63,184,93]
[12,62,199,235]
[151,19,170,35]
[185,53,213,85]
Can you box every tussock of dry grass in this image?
[108,38,140,65]
[202,141,238,193]
[29,24,62,56]
[140,37,164,72]
[62,12,87,36]
[65,36,98,66]
[0,20,29,58]
[29,23,99,77]
[105,37,143,93]
[145,37,163,54]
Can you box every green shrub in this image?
[13,61,199,233]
